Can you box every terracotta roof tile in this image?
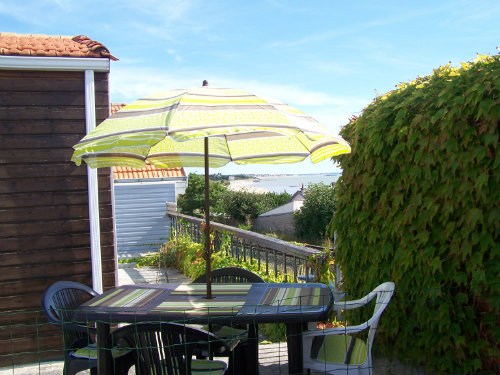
[114,164,186,180]
[111,102,127,114]
[110,103,186,180]
[0,33,117,60]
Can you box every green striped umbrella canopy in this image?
[72,86,350,168]
[72,85,351,297]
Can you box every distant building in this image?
[110,104,187,257]
[253,189,305,235]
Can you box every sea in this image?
[247,174,340,194]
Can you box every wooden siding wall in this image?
[0,70,115,366]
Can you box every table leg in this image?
[286,322,305,375]
[96,322,112,375]
[247,323,259,375]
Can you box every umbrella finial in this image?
[202,80,208,86]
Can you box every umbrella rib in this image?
[167,124,302,137]
[308,139,350,153]
[75,128,167,144]
[82,152,146,160]
[232,152,309,161]
[111,104,181,119]
[150,152,231,159]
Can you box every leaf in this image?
[467,208,484,228]
[431,108,447,123]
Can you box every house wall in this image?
[113,181,176,257]
[0,69,115,365]
[253,213,296,234]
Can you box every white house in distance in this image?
[253,189,305,235]
[110,103,187,258]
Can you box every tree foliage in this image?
[294,183,336,242]
[177,173,227,216]
[330,53,500,373]
[222,190,291,224]
[178,173,290,224]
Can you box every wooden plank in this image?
[0,148,77,164]
[0,203,113,222]
[1,92,84,106]
[0,133,85,149]
[0,175,111,193]
[0,334,63,361]
[0,106,110,120]
[0,72,108,92]
[0,163,88,178]
[1,245,115,268]
[0,273,115,297]
[0,92,108,106]
[0,259,116,283]
[0,308,45,327]
[0,190,112,209]
[0,120,86,135]
[0,270,117,306]
[0,218,114,238]
[0,323,59,342]
[0,231,114,252]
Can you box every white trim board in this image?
[0,55,110,72]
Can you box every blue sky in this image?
[2,0,499,175]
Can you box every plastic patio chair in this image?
[192,267,265,375]
[41,281,134,375]
[302,281,395,375]
[109,322,230,375]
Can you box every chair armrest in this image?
[333,290,377,311]
[302,323,369,337]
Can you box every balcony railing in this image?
[166,205,336,283]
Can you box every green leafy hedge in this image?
[331,53,500,373]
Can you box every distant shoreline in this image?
[228,178,269,193]
[227,173,340,194]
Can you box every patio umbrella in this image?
[72,82,351,298]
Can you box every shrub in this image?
[294,182,336,242]
[177,173,227,217]
[331,53,500,373]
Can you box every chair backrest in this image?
[193,267,265,283]
[41,281,98,345]
[365,282,395,349]
[111,323,227,375]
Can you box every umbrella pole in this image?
[204,136,212,299]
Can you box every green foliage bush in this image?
[331,53,500,373]
[177,173,227,217]
[178,173,290,225]
[222,190,290,224]
[294,182,336,243]
[159,231,293,283]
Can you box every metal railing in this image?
[166,205,329,283]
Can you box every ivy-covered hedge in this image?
[331,53,500,373]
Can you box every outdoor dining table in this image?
[72,282,333,375]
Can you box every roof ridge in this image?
[72,35,118,61]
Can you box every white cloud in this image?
[167,49,182,62]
